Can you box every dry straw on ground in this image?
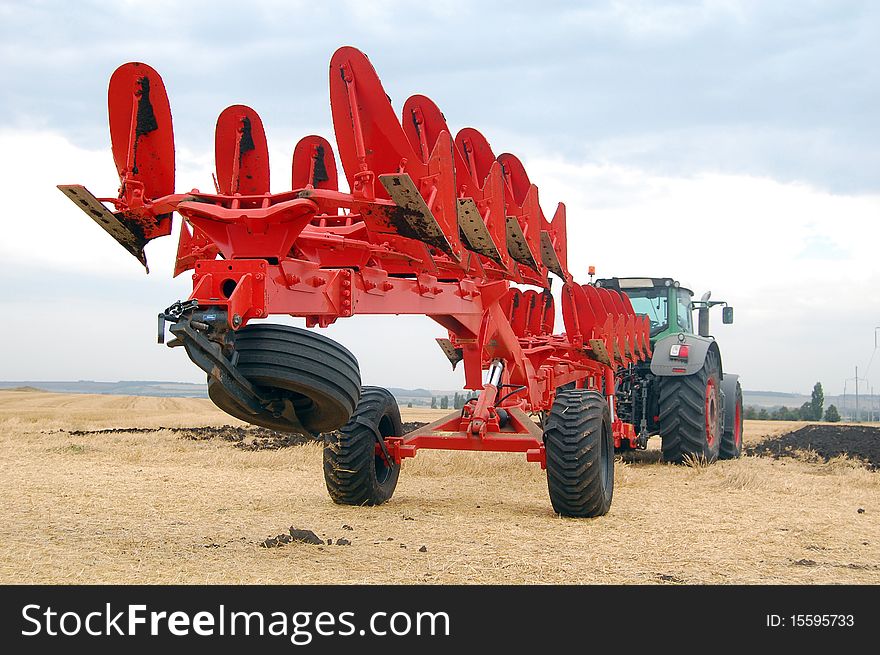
[0,390,877,584]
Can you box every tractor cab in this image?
[595,277,694,342]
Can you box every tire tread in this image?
[544,389,614,518]
[323,386,401,506]
[658,350,721,463]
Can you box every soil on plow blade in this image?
[747,424,880,469]
[67,421,428,451]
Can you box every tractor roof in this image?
[595,277,694,295]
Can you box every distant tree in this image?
[824,404,841,422]
[453,392,461,409]
[430,396,437,409]
[758,408,769,420]
[440,395,449,409]
[744,406,758,420]
[799,402,814,421]
[772,406,802,421]
[811,382,825,421]
[407,401,413,408]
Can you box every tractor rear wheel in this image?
[719,379,744,459]
[323,386,402,506]
[543,389,614,518]
[207,323,361,434]
[658,350,722,463]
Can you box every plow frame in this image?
[172,246,635,462]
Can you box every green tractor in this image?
[595,277,743,463]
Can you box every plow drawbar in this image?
[59,48,653,517]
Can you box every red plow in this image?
[59,47,652,517]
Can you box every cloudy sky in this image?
[0,0,878,395]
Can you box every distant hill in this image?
[0,380,208,398]
[743,389,878,421]
[387,387,433,398]
[743,390,809,407]
[0,381,470,409]
[0,381,449,404]
[2,381,873,419]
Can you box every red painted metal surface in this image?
[62,47,656,463]
[107,62,175,241]
[215,105,270,196]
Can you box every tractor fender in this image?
[650,334,722,378]
[721,373,740,432]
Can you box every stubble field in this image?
[0,390,877,584]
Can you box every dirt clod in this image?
[261,532,298,548]
[289,528,324,545]
[419,546,427,553]
[858,508,865,514]
[336,538,351,546]
[793,559,817,566]
[342,524,353,531]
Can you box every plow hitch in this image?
[160,303,311,436]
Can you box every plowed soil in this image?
[66,423,427,451]
[747,424,880,469]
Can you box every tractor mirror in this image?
[722,306,734,324]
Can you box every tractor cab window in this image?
[676,290,693,333]
[626,290,668,336]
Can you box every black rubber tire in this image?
[658,349,722,463]
[323,386,402,506]
[719,379,744,460]
[207,323,360,434]
[544,389,614,518]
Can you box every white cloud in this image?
[599,0,748,39]
[0,129,217,278]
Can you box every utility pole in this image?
[867,327,880,378]
[872,384,876,422]
[872,328,880,423]
[843,370,866,422]
[855,366,859,422]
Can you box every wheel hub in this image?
[734,400,742,447]
[705,378,719,446]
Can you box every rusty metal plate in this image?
[457,198,503,265]
[505,215,538,270]
[378,173,457,259]
[588,338,612,366]
[540,230,565,278]
[57,184,148,270]
[436,338,463,369]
